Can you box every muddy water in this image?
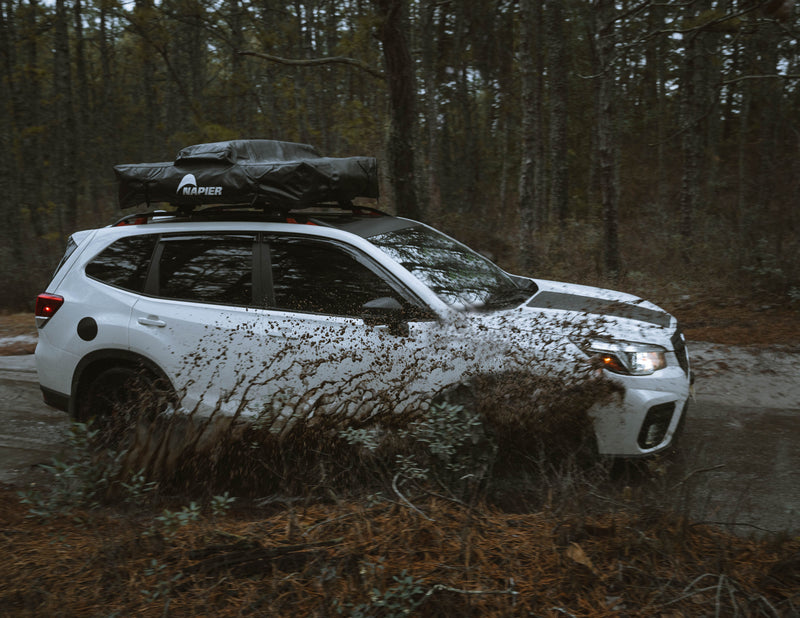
[0,367,70,484]
[668,403,800,535]
[1,353,798,536]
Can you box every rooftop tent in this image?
[113,139,379,209]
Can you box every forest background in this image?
[1,0,798,312]
[2,4,800,613]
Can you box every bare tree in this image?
[546,0,569,228]
[372,0,420,220]
[419,0,441,221]
[517,0,542,272]
[592,0,620,278]
[53,0,78,232]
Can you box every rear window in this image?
[53,237,78,277]
[85,235,157,292]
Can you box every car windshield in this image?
[369,225,535,311]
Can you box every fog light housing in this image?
[637,402,675,449]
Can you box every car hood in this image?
[467,278,678,351]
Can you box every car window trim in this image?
[148,232,259,307]
[84,233,159,294]
[143,237,164,296]
[254,234,271,306]
[262,233,435,320]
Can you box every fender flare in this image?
[70,349,175,419]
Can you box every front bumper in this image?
[590,366,690,456]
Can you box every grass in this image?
[0,313,37,355]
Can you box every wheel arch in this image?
[70,349,174,420]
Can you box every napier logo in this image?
[176,173,223,197]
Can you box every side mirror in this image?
[361,297,408,335]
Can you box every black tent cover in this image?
[113,139,379,209]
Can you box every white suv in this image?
[34,140,690,457]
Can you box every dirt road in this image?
[1,345,798,534]
[667,342,800,534]
[0,356,70,484]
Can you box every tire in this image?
[79,366,173,449]
[435,380,479,411]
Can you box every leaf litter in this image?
[1,487,798,616]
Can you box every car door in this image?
[129,232,274,419]
[254,234,450,432]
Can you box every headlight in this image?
[583,340,667,376]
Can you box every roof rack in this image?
[110,202,391,227]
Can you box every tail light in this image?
[113,216,148,226]
[35,294,64,328]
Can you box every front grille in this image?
[671,327,689,375]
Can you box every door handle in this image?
[138,316,166,327]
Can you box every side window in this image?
[157,234,255,306]
[85,235,157,292]
[54,236,78,277]
[268,237,397,316]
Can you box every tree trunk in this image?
[678,1,719,264]
[420,0,441,222]
[517,0,540,272]
[229,0,247,130]
[54,0,78,233]
[73,0,89,208]
[594,0,620,278]
[452,2,478,215]
[678,31,699,262]
[532,1,545,230]
[546,0,569,228]
[753,21,782,258]
[0,0,22,260]
[134,0,159,159]
[94,0,115,216]
[372,0,420,220]
[19,0,46,237]
[644,3,668,211]
[736,77,752,268]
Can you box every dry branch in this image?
[238,50,385,80]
